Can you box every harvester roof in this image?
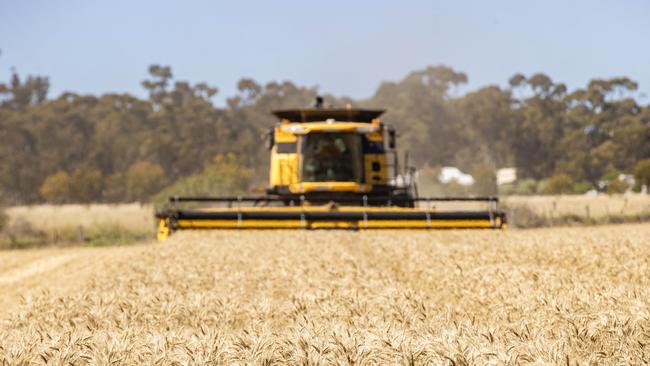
[272,108,385,123]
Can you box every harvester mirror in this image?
[266,128,275,150]
[388,128,396,149]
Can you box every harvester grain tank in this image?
[155,104,506,239]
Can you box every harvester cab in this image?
[155,103,506,240]
[265,107,413,204]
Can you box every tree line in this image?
[0,64,649,204]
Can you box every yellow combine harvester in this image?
[156,102,505,240]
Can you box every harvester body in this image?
[156,106,505,240]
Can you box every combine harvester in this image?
[156,101,506,240]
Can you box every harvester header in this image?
[155,101,506,240]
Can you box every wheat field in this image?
[2,224,650,364]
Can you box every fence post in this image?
[77,226,85,242]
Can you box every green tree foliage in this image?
[606,179,628,194]
[70,168,103,203]
[452,86,516,168]
[557,78,648,183]
[126,161,165,203]
[366,66,468,166]
[572,181,594,194]
[0,68,49,110]
[153,154,252,206]
[0,63,649,203]
[103,173,126,203]
[471,164,498,195]
[0,209,6,232]
[634,159,650,193]
[514,179,539,195]
[510,74,568,180]
[0,190,7,231]
[540,174,575,195]
[39,171,71,203]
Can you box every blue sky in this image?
[1,0,648,104]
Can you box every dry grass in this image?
[2,224,650,364]
[500,194,650,228]
[504,193,650,219]
[2,204,153,248]
[5,204,153,233]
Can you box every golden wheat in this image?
[1,224,650,364]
